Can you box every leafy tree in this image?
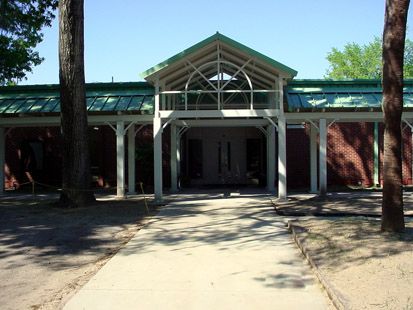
[58,0,95,207]
[326,37,413,79]
[381,0,409,232]
[0,0,57,85]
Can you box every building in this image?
[1,33,413,202]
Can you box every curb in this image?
[288,221,350,310]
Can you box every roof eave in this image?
[141,32,297,82]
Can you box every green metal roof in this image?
[141,32,298,79]
[286,79,413,112]
[5,79,413,115]
[0,82,155,115]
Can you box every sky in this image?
[21,0,413,85]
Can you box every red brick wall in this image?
[4,122,413,191]
[5,127,63,189]
[327,123,374,187]
[286,127,310,189]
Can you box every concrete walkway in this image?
[64,191,329,309]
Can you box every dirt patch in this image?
[290,217,413,309]
[0,194,154,310]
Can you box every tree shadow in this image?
[291,217,413,270]
[274,192,413,216]
[0,194,150,270]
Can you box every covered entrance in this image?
[183,127,266,186]
[142,32,297,202]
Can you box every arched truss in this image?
[158,44,282,111]
[184,60,254,110]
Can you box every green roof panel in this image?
[0,82,155,115]
[286,79,413,111]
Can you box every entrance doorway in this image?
[183,127,265,187]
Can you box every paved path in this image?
[64,192,329,309]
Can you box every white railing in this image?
[159,90,280,111]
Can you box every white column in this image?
[153,117,163,202]
[170,124,178,192]
[373,122,380,186]
[0,128,4,195]
[127,124,136,194]
[278,116,287,199]
[153,79,163,203]
[267,124,276,192]
[177,129,181,181]
[310,123,318,193]
[319,119,327,195]
[116,121,125,198]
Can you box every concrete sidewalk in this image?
[64,192,329,309]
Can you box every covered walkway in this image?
[64,192,329,309]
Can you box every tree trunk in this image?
[381,0,409,232]
[58,0,95,207]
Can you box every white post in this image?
[310,123,318,193]
[127,124,136,194]
[0,128,4,195]
[278,116,287,199]
[153,79,163,203]
[116,121,125,198]
[177,129,181,180]
[267,124,276,192]
[319,119,327,195]
[170,124,178,192]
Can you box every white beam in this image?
[285,111,386,121]
[160,109,279,119]
[170,124,178,192]
[116,121,125,198]
[0,114,153,127]
[310,123,318,193]
[267,124,276,192]
[173,119,270,127]
[319,119,327,195]
[0,128,4,194]
[278,116,287,199]
[127,124,136,194]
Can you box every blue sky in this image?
[21,0,413,85]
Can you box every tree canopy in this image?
[326,37,413,79]
[0,0,58,86]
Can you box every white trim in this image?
[286,111,387,121]
[116,121,125,198]
[256,126,267,136]
[162,118,175,130]
[153,117,163,203]
[319,119,327,195]
[278,116,287,199]
[0,114,153,127]
[265,117,278,130]
[134,124,146,136]
[127,124,136,194]
[159,109,279,119]
[170,124,178,193]
[174,119,270,127]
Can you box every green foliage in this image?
[0,0,58,85]
[326,37,413,79]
